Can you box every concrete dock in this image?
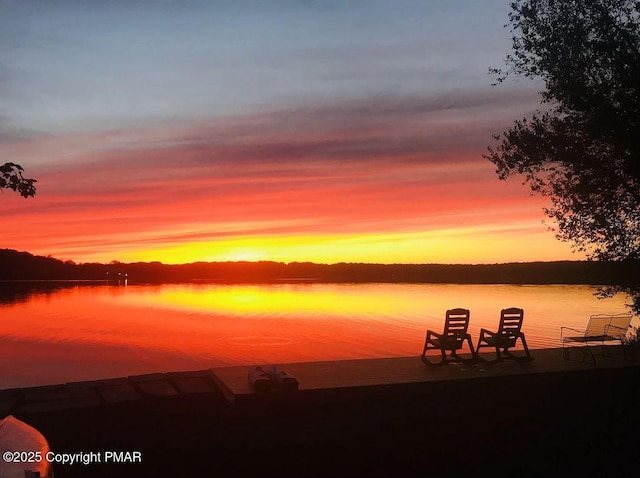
[2,347,639,477]
[211,347,636,404]
[1,347,636,414]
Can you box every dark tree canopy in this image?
[1,162,37,198]
[487,0,640,262]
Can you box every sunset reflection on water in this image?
[0,283,634,388]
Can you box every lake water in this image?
[0,282,636,388]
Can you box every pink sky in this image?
[2,90,579,264]
[0,2,581,265]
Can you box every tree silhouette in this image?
[486,0,640,310]
[1,162,37,198]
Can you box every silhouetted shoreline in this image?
[1,248,639,287]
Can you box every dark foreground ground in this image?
[14,362,640,478]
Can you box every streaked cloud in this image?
[0,87,576,264]
[0,1,575,264]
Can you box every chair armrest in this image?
[479,328,495,337]
[561,327,588,345]
[426,330,442,340]
[477,329,496,346]
[560,327,584,338]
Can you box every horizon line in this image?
[1,248,603,268]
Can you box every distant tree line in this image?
[1,249,638,287]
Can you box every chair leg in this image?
[476,343,501,364]
[468,338,477,358]
[456,337,477,363]
[421,338,432,360]
[575,346,597,367]
[520,335,531,360]
[421,344,447,366]
[475,341,492,363]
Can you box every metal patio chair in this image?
[561,313,632,365]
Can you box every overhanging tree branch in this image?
[1,162,37,198]
[488,0,640,309]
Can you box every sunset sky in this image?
[0,0,580,265]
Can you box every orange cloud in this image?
[0,89,578,264]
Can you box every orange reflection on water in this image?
[0,283,635,388]
[121,284,415,318]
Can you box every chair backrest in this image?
[585,315,618,338]
[585,315,611,337]
[607,314,633,339]
[443,308,470,339]
[497,307,524,336]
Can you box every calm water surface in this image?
[0,283,635,388]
